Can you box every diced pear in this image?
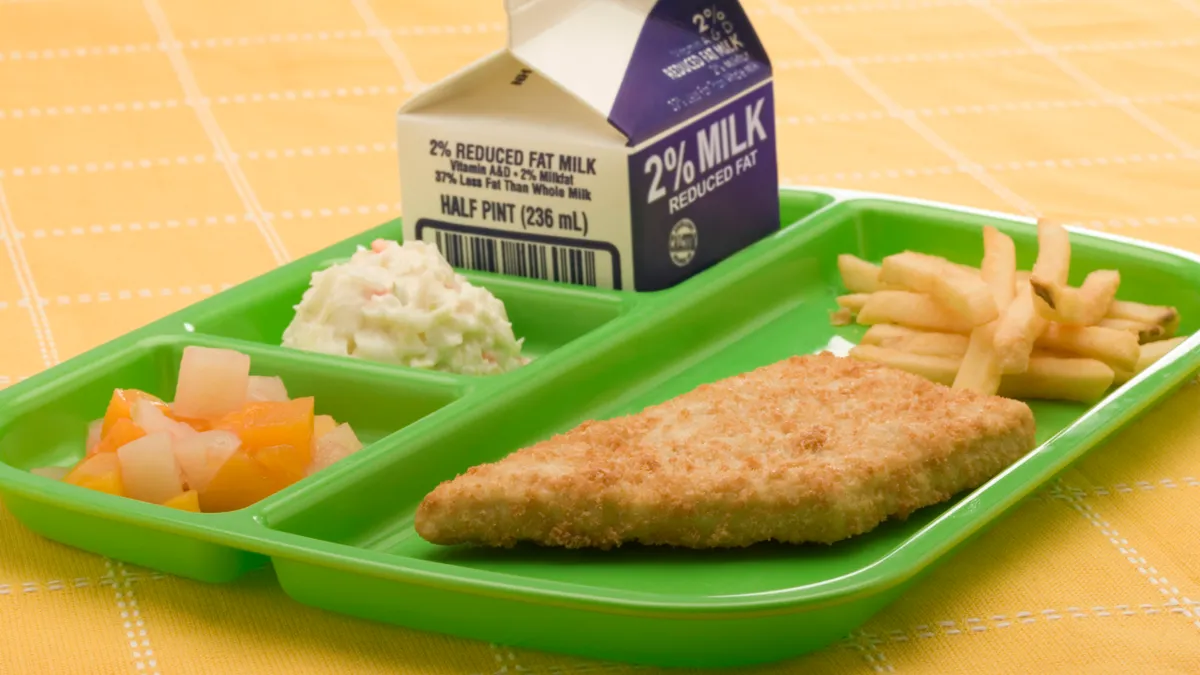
[173,346,251,419]
[173,430,241,493]
[31,466,70,481]
[246,375,289,402]
[132,399,196,440]
[308,423,364,476]
[116,432,184,504]
[85,419,103,454]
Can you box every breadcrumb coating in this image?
[415,352,1036,549]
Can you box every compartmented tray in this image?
[2,187,1199,668]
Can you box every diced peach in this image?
[214,397,314,455]
[117,432,184,504]
[308,423,364,476]
[132,399,197,440]
[85,419,103,454]
[251,444,308,487]
[246,376,289,402]
[173,346,251,420]
[312,414,337,441]
[173,430,241,493]
[91,418,147,456]
[30,466,70,481]
[162,490,200,512]
[101,389,165,436]
[64,453,124,496]
[198,451,283,513]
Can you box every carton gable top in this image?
[402,0,773,148]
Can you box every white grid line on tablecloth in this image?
[867,599,1192,644]
[141,0,290,268]
[0,180,57,367]
[351,1,425,92]
[767,0,1040,217]
[974,1,1200,161]
[5,88,1200,125]
[1050,482,1199,630]
[0,573,166,596]
[0,283,234,309]
[104,559,160,675]
[0,142,398,177]
[6,202,402,240]
[771,37,1200,68]
[0,24,506,62]
[5,32,1200,65]
[781,91,1200,124]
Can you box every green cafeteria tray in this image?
[1,187,1199,668]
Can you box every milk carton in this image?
[396,0,778,291]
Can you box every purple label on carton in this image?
[607,0,772,147]
[627,84,779,291]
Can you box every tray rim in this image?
[240,185,1200,616]
[0,186,1198,617]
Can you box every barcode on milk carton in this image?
[417,220,621,289]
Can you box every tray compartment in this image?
[0,333,467,583]
[252,194,1200,667]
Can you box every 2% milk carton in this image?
[396,0,779,292]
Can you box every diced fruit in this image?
[173,346,251,420]
[215,397,315,456]
[85,419,103,454]
[92,418,147,456]
[30,466,70,480]
[199,451,283,513]
[173,430,241,493]
[162,490,201,512]
[246,376,289,402]
[116,432,184,504]
[308,423,364,476]
[313,414,337,441]
[252,444,309,487]
[132,399,197,440]
[64,453,124,496]
[102,389,165,436]
[168,405,213,432]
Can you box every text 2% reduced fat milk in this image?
[396,0,779,292]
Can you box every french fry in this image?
[861,324,970,357]
[981,226,1017,311]
[1097,318,1164,344]
[1106,299,1179,338]
[1034,323,1140,373]
[1136,335,1188,372]
[856,291,975,333]
[1030,269,1120,326]
[879,251,998,325]
[993,281,1048,374]
[880,334,971,358]
[848,345,960,386]
[953,321,1002,395]
[1031,219,1071,287]
[836,293,871,313]
[998,356,1115,404]
[837,254,884,293]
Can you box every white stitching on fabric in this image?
[141,0,291,267]
[767,0,1040,215]
[0,142,399,177]
[0,24,506,62]
[0,181,58,366]
[1049,482,1197,629]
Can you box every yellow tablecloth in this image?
[2,0,1200,672]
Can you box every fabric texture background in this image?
[2,0,1200,672]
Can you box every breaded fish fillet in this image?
[415,352,1036,549]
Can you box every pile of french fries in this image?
[833,220,1187,404]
